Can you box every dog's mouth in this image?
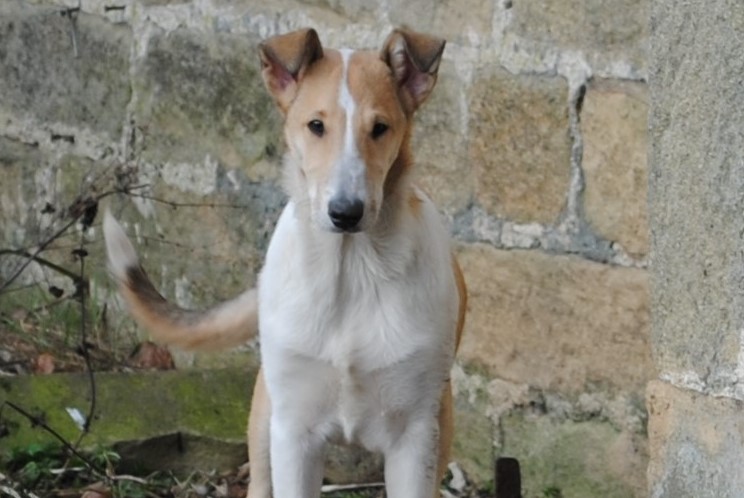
[329,225,362,234]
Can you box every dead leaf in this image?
[81,482,111,498]
[32,353,55,374]
[129,341,175,370]
[227,483,248,498]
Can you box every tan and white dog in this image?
[103,27,466,498]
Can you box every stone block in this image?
[649,0,744,396]
[456,243,653,394]
[0,3,131,140]
[500,411,646,498]
[413,62,474,214]
[469,68,571,224]
[506,0,649,74]
[582,79,649,257]
[646,380,744,498]
[133,27,282,174]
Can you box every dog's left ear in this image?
[381,28,446,113]
[259,28,324,113]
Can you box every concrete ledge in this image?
[0,368,256,473]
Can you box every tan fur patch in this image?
[452,256,467,351]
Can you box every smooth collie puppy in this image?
[104,27,467,498]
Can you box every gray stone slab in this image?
[649,0,744,396]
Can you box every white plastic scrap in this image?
[65,407,86,431]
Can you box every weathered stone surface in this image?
[133,27,282,174]
[647,380,744,498]
[457,244,653,394]
[506,0,649,74]
[0,138,51,248]
[649,0,744,397]
[582,80,649,257]
[293,0,492,43]
[0,138,113,294]
[500,411,647,498]
[413,62,473,214]
[0,3,131,140]
[469,68,571,224]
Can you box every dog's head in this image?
[259,28,445,233]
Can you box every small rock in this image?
[0,349,11,363]
[447,461,467,492]
[191,483,209,496]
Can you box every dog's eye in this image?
[371,122,389,140]
[308,120,325,137]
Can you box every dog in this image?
[103,27,466,498]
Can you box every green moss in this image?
[460,359,491,380]
[500,412,638,498]
[0,368,257,463]
[453,403,494,484]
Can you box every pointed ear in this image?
[381,28,446,113]
[258,28,323,113]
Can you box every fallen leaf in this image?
[81,481,112,498]
[227,483,248,498]
[32,353,55,374]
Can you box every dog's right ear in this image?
[258,28,323,113]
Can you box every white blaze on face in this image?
[327,49,366,210]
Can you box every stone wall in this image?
[0,1,651,496]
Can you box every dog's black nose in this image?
[328,198,364,232]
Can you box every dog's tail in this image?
[102,210,259,351]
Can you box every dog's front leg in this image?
[384,414,440,498]
[269,414,325,498]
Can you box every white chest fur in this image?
[258,196,457,449]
